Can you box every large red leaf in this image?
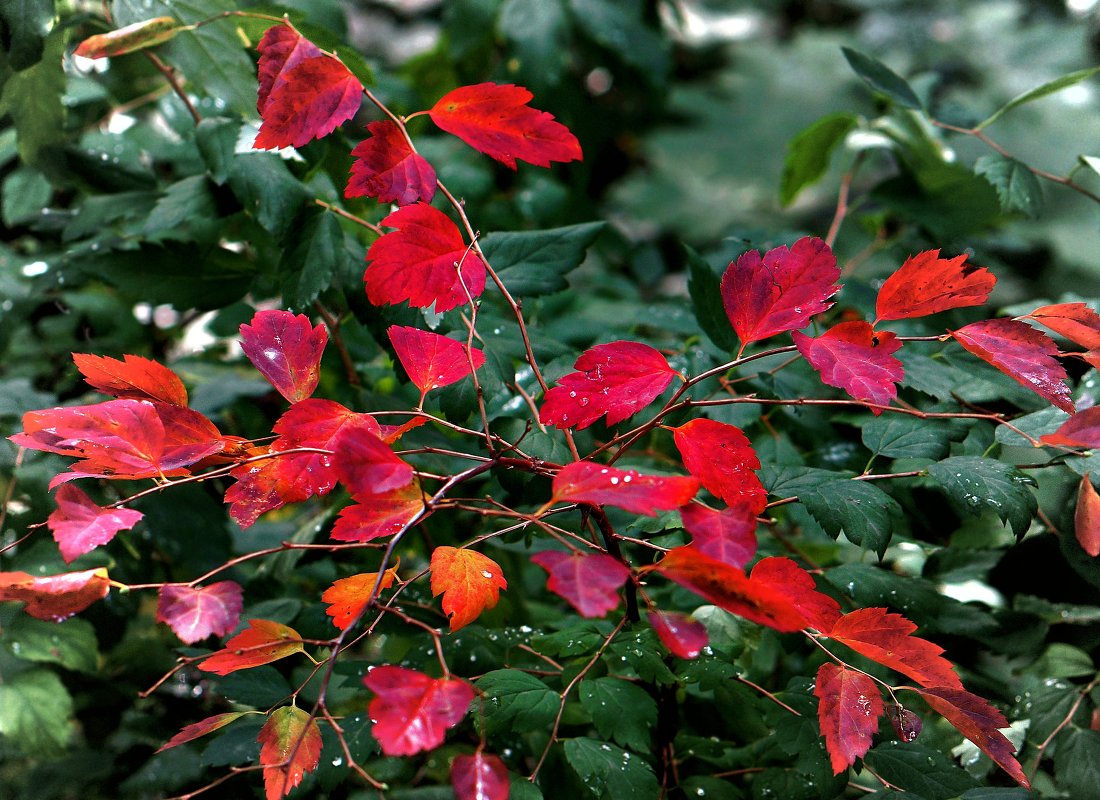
[1025,302,1100,349]
[720,236,841,353]
[451,751,510,800]
[1040,405,1100,447]
[550,461,699,516]
[198,619,304,676]
[365,203,487,313]
[672,419,767,512]
[951,318,1073,413]
[1076,475,1100,557]
[240,310,328,404]
[225,452,294,528]
[679,503,757,568]
[0,568,110,622]
[874,250,995,323]
[428,82,582,169]
[793,321,903,413]
[333,425,415,498]
[346,120,437,205]
[157,712,250,753]
[363,665,475,756]
[388,326,486,400]
[815,663,884,773]
[430,546,507,631]
[322,566,400,630]
[156,581,243,644]
[72,352,187,406]
[749,556,841,632]
[257,706,323,800]
[255,23,321,112]
[530,550,630,618]
[647,610,708,659]
[47,484,143,563]
[329,482,424,542]
[825,608,962,689]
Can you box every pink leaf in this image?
[647,610,708,659]
[364,665,474,756]
[793,321,904,413]
[530,550,630,618]
[47,484,143,563]
[346,120,437,205]
[388,326,486,397]
[550,461,699,516]
[672,419,767,512]
[451,752,510,800]
[239,311,328,404]
[815,663,884,773]
[333,425,414,497]
[1041,405,1100,447]
[156,581,244,644]
[679,503,757,568]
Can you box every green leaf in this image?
[974,154,1043,218]
[799,479,900,556]
[568,0,669,84]
[476,669,559,735]
[201,715,265,766]
[927,456,1037,538]
[214,665,293,708]
[280,210,345,309]
[1023,642,1095,679]
[0,669,73,755]
[977,65,1100,129]
[780,113,857,206]
[0,28,65,171]
[483,221,605,297]
[1,167,51,227]
[579,678,657,752]
[685,245,739,352]
[195,117,240,185]
[861,414,957,460]
[1055,728,1100,797]
[498,0,569,86]
[531,623,606,657]
[993,406,1067,447]
[3,614,99,673]
[606,627,677,685]
[864,742,979,799]
[510,780,545,800]
[143,175,218,237]
[841,47,922,110]
[563,737,660,800]
[0,0,54,70]
[960,789,1032,800]
[1014,678,1079,742]
[750,768,821,800]
[227,152,310,238]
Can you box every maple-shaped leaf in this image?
[550,461,699,516]
[679,503,757,568]
[721,236,841,354]
[815,663,884,773]
[257,706,323,800]
[225,453,293,529]
[874,250,995,323]
[156,712,251,753]
[530,550,630,618]
[365,203,487,313]
[451,751,510,800]
[0,568,110,621]
[913,687,1029,788]
[156,581,243,644]
[750,556,841,632]
[540,341,681,430]
[428,82,582,170]
[389,326,486,401]
[1025,302,1100,349]
[73,16,186,59]
[793,321,904,413]
[47,484,143,563]
[330,482,424,542]
[672,419,767,512]
[240,311,328,404]
[322,566,400,630]
[1040,405,1100,447]
[1076,475,1100,557]
[951,318,1074,413]
[199,619,304,676]
[886,705,922,742]
[647,610,708,659]
[825,608,962,689]
[72,352,187,405]
[430,546,507,631]
[364,665,475,756]
[333,425,415,498]
[346,120,437,205]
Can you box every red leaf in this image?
[430,547,507,631]
[73,352,188,405]
[47,484,143,563]
[530,550,630,618]
[346,120,437,205]
[951,319,1073,413]
[451,752,510,800]
[157,712,250,753]
[364,665,475,756]
[874,250,995,323]
[550,461,699,516]
[672,419,767,512]
[540,341,680,430]
[653,546,807,632]
[240,311,328,404]
[0,568,110,622]
[322,566,401,630]
[793,321,903,413]
[225,452,293,528]
[365,203,487,313]
[914,687,1029,788]
[887,705,922,742]
[1040,406,1100,447]
[648,610,708,659]
[1025,302,1100,350]
[257,706,322,800]
[333,425,415,497]
[825,608,962,689]
[428,82,582,170]
[378,416,429,444]
[330,482,424,542]
[198,619,304,676]
[679,503,757,568]
[815,663,884,773]
[156,581,244,644]
[1075,474,1100,557]
[73,16,185,59]
[389,326,486,398]
[749,556,841,632]
[721,236,841,353]
[255,23,321,112]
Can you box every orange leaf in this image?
[322,565,401,630]
[1076,474,1100,557]
[73,352,188,405]
[257,706,322,800]
[430,546,507,631]
[1025,302,1100,350]
[198,619,304,676]
[874,250,995,323]
[825,608,962,689]
[0,567,110,622]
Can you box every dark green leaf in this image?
[960,789,1033,800]
[862,414,957,460]
[227,152,310,237]
[799,479,901,556]
[143,175,218,237]
[899,352,967,401]
[0,669,73,755]
[978,65,1100,129]
[841,47,922,110]
[975,154,1043,218]
[606,627,677,685]
[0,0,54,70]
[200,715,265,766]
[476,669,559,735]
[532,624,607,657]
[780,113,858,206]
[2,167,51,227]
[510,779,545,800]
[0,29,65,171]
[681,776,742,800]
[568,0,669,83]
[280,210,345,309]
[685,245,739,352]
[1055,729,1100,798]
[579,678,656,752]
[563,737,660,800]
[214,666,292,707]
[195,117,240,185]
[2,614,99,673]
[750,768,822,800]
[993,407,1067,447]
[498,0,570,86]
[1014,678,1079,742]
[864,742,980,799]
[484,222,605,297]
[927,456,1037,538]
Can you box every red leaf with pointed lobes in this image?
[257,706,322,800]
[389,326,486,399]
[452,751,510,800]
[679,503,757,568]
[749,557,841,632]
[330,481,424,542]
[951,318,1074,413]
[0,568,110,622]
[721,237,841,354]
[550,461,699,516]
[1075,475,1100,557]
[365,203,487,313]
[333,425,415,498]
[240,311,328,404]
[874,250,995,323]
[540,341,680,430]
[364,665,475,756]
[531,550,630,618]
[793,321,903,413]
[156,712,250,753]
[322,566,401,630]
[1041,405,1100,448]
[815,663,884,773]
[648,610,708,659]
[430,547,507,631]
[73,352,188,406]
[48,484,143,563]
[225,452,293,528]
[672,419,767,512]
[429,82,582,169]
[347,121,437,205]
[887,705,922,743]
[1025,302,1100,349]
[198,619,304,676]
[255,24,322,111]
[73,16,185,59]
[156,581,243,644]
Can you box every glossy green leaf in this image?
[780,113,857,206]
[280,210,346,309]
[579,677,657,752]
[483,221,605,296]
[864,742,979,799]
[977,65,1100,130]
[974,154,1043,218]
[686,244,739,352]
[476,669,559,735]
[927,456,1037,538]
[799,479,901,556]
[563,737,660,800]
[0,0,54,70]
[1055,729,1100,796]
[862,414,957,459]
[841,47,922,110]
[143,175,218,237]
[2,614,99,673]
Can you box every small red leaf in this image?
[430,547,507,632]
[672,419,767,512]
[679,503,757,568]
[156,581,244,644]
[1025,302,1100,349]
[73,16,185,59]
[530,550,630,618]
[452,752,510,800]
[749,556,841,632]
[365,203,487,313]
[240,310,328,404]
[1075,474,1100,557]
[378,416,429,444]
[333,425,415,498]
[225,452,293,529]
[257,706,322,800]
[887,705,923,742]
[0,568,110,622]
[951,319,1073,413]
[73,352,188,406]
[157,712,250,753]
[874,250,995,323]
[825,608,962,689]
[330,482,424,543]
[389,326,486,397]
[198,619,304,676]
[815,663,884,773]
[364,665,475,756]
[550,461,699,516]
[428,82,582,170]
[793,321,903,413]
[322,566,401,630]
[647,610,708,659]
[47,484,143,563]
[347,120,437,205]
[1040,405,1100,447]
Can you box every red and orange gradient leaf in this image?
[198,619,304,676]
[347,120,437,205]
[672,419,767,512]
[388,326,486,400]
[430,546,507,631]
[240,310,328,404]
[156,581,243,644]
[793,321,904,413]
[73,352,188,405]
[1025,302,1100,349]
[451,751,510,800]
[815,663,884,773]
[750,557,841,632]
[874,250,995,323]
[0,568,110,622]
[364,665,475,756]
[321,565,401,630]
[156,712,250,753]
[530,550,630,618]
[550,461,699,516]
[257,706,323,800]
[1075,475,1100,557]
[47,484,143,563]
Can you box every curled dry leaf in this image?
[73,17,185,59]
